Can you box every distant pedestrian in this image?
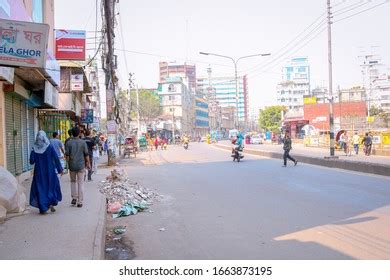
[154,137,159,150]
[65,127,90,208]
[363,132,372,156]
[352,132,361,155]
[83,129,95,181]
[29,131,63,214]
[282,131,297,167]
[103,139,108,155]
[50,131,65,170]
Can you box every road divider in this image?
[214,144,390,177]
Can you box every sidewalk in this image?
[0,157,110,260]
[216,141,390,176]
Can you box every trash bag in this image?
[0,167,26,213]
[0,205,6,223]
[107,201,122,214]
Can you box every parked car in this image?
[250,135,263,144]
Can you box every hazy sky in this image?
[55,0,390,116]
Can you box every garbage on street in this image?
[99,169,159,217]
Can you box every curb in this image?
[215,144,390,177]
[92,194,107,260]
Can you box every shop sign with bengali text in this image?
[70,74,83,91]
[303,96,317,105]
[55,29,86,60]
[0,18,49,68]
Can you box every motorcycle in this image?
[231,146,244,162]
[184,142,189,150]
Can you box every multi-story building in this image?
[0,0,61,179]
[360,53,390,112]
[157,77,194,135]
[159,61,197,91]
[197,74,248,121]
[277,57,310,114]
[194,96,209,137]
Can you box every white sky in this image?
[55,0,390,117]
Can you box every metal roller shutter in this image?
[13,98,23,175]
[21,102,29,172]
[28,107,35,170]
[5,94,15,175]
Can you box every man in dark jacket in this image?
[83,129,96,181]
[282,131,297,167]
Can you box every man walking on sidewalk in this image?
[65,127,90,207]
[282,131,297,167]
[83,129,96,181]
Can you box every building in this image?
[360,53,390,112]
[157,77,194,136]
[159,61,197,91]
[0,0,60,179]
[311,87,328,103]
[197,73,248,122]
[194,96,209,137]
[277,57,310,114]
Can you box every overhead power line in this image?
[334,0,390,23]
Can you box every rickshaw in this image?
[138,135,148,152]
[123,136,137,158]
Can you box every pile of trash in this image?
[99,169,159,218]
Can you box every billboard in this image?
[0,18,49,68]
[55,29,86,60]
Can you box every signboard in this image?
[0,66,14,83]
[81,109,94,124]
[0,18,49,68]
[44,80,59,108]
[55,29,86,60]
[382,133,390,145]
[372,135,381,145]
[367,116,375,123]
[107,120,117,134]
[70,74,83,91]
[303,96,317,105]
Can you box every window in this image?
[168,95,175,101]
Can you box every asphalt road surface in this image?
[108,143,390,260]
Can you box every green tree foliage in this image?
[130,89,161,124]
[369,105,385,117]
[258,106,285,133]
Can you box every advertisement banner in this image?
[55,29,86,60]
[81,109,94,124]
[107,120,117,134]
[70,74,83,91]
[0,18,49,68]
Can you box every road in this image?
[107,143,390,260]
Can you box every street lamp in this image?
[199,52,270,129]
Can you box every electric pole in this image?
[102,0,117,165]
[327,0,335,157]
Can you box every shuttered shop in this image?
[4,94,35,176]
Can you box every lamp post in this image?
[199,52,270,129]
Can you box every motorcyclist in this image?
[182,134,189,144]
[233,132,244,152]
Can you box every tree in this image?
[369,105,385,117]
[130,89,161,125]
[258,106,285,133]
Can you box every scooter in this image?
[231,146,244,162]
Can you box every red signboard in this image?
[55,29,86,60]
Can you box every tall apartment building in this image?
[360,53,390,112]
[197,74,249,121]
[159,61,197,91]
[277,57,310,114]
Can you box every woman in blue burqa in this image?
[30,130,63,214]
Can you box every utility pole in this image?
[327,0,335,157]
[136,84,141,138]
[102,0,117,165]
